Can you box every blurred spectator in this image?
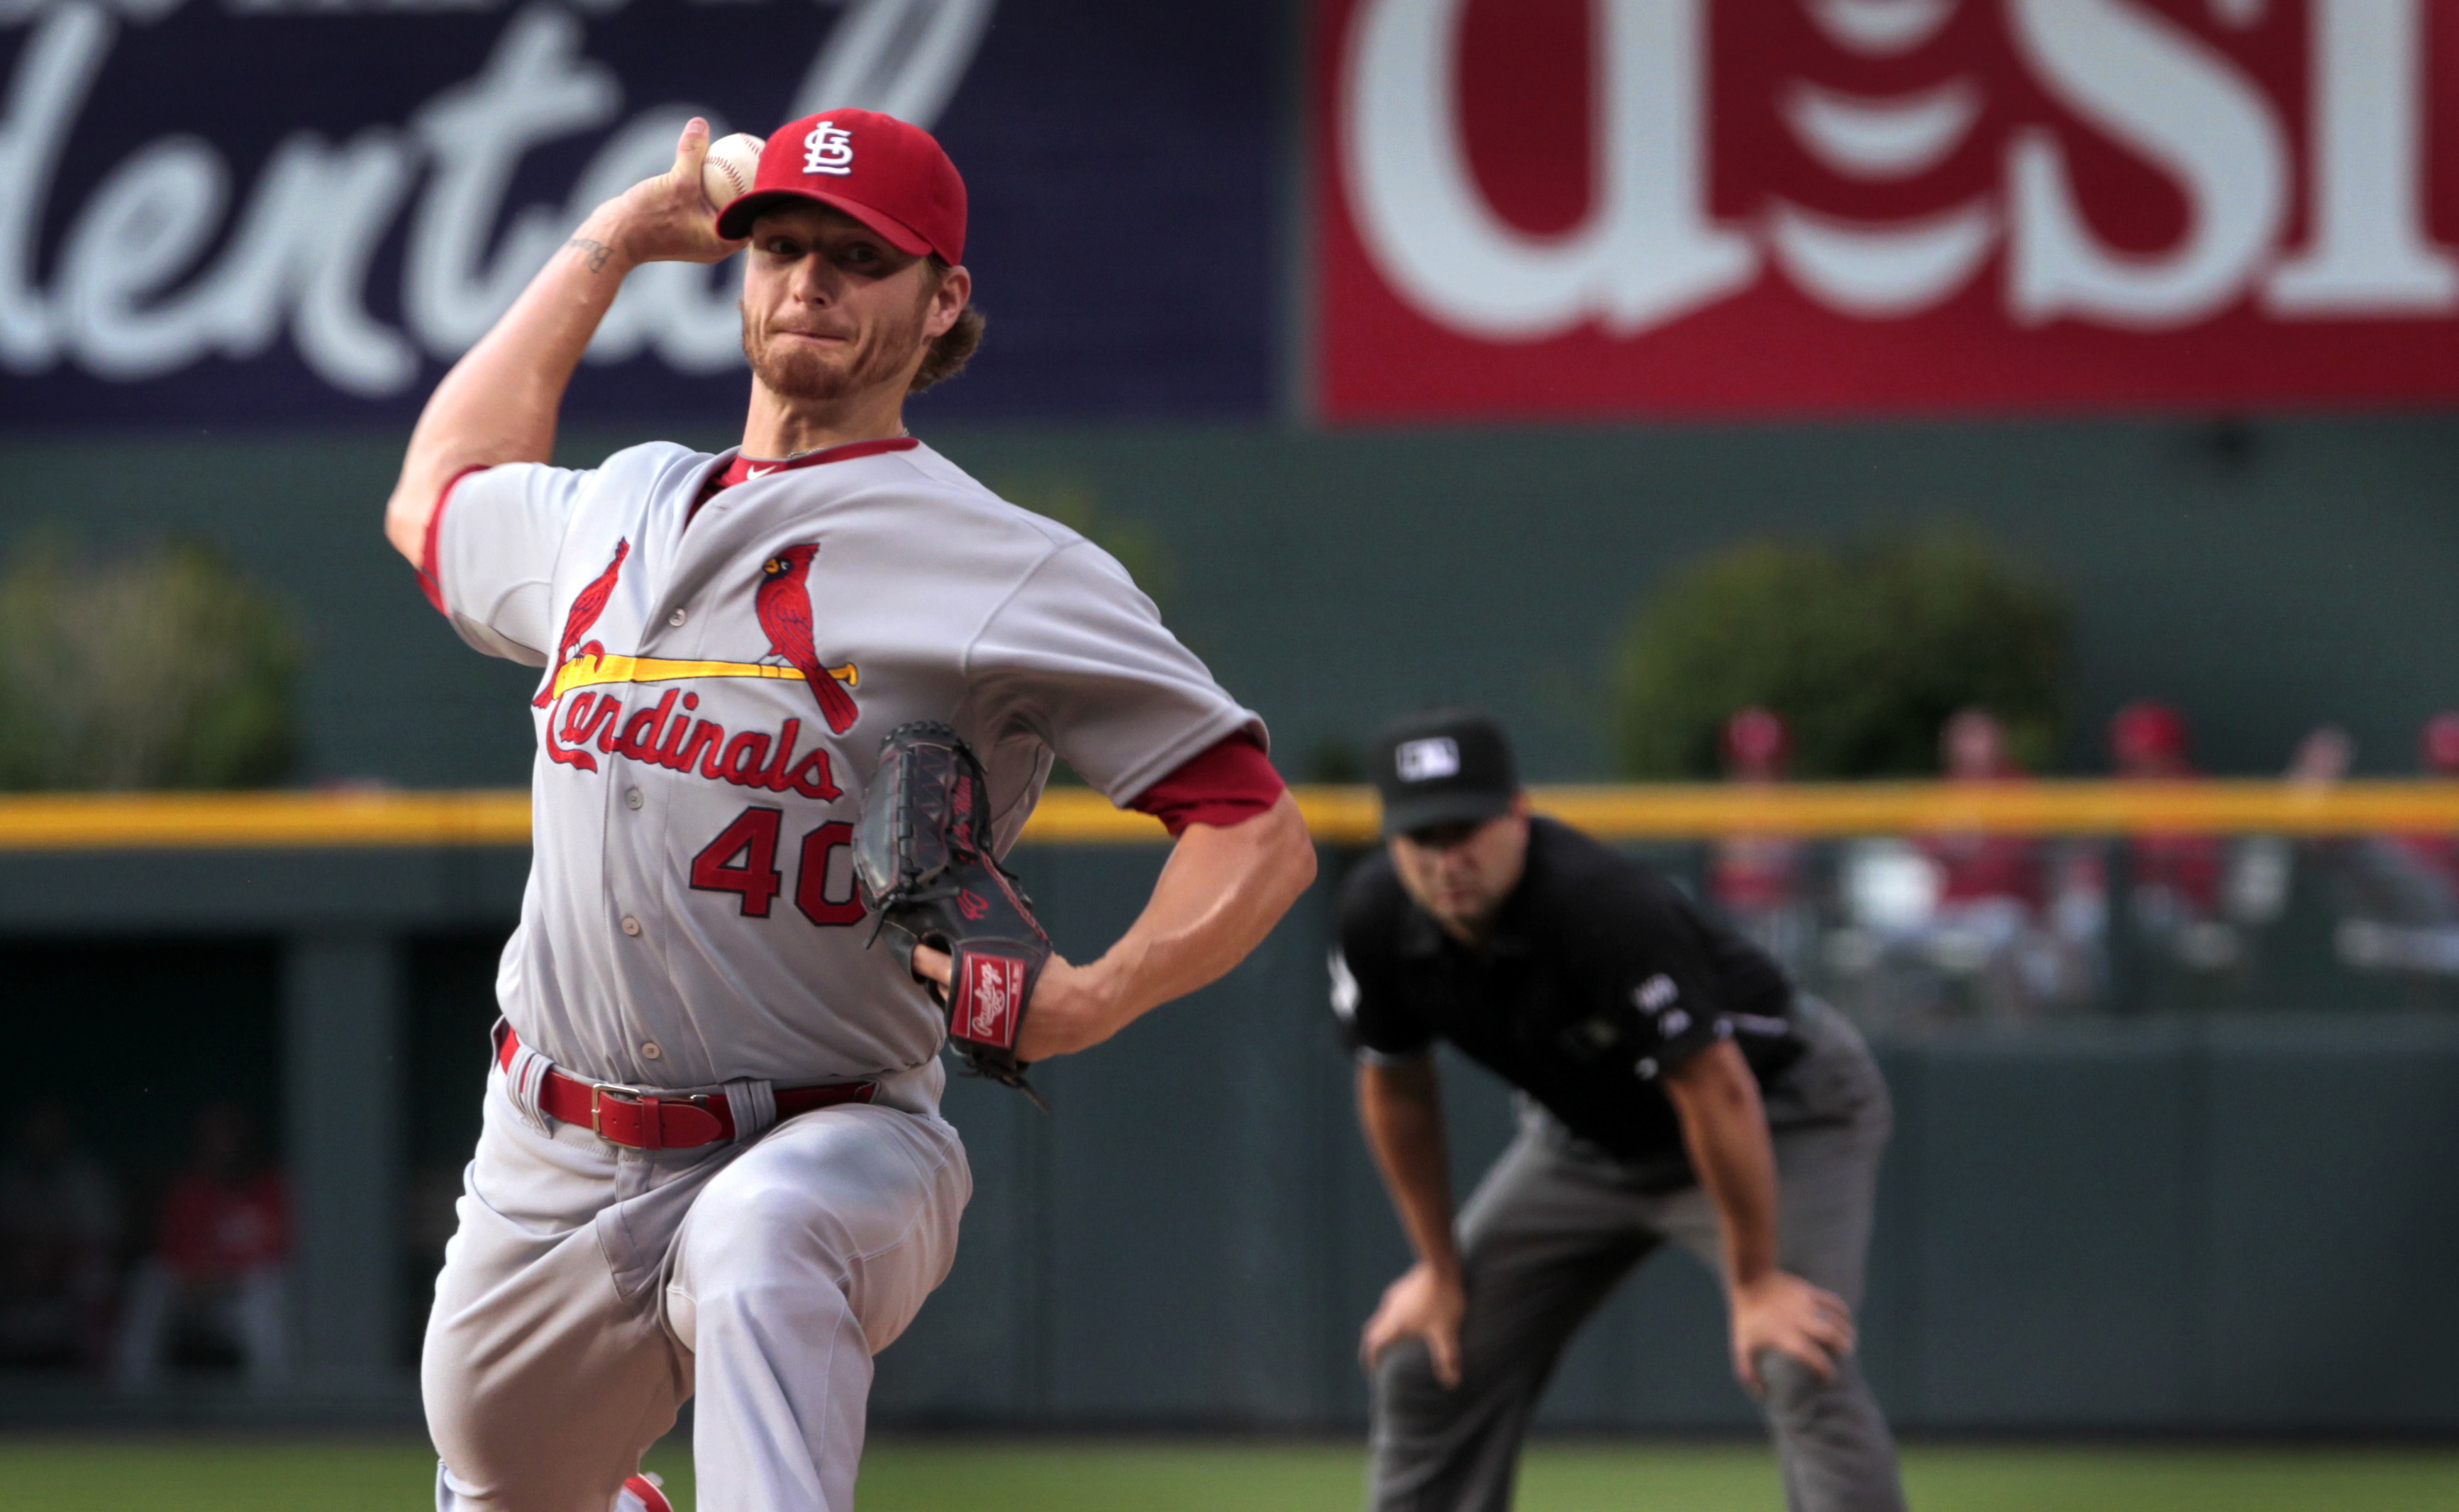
[1928,708,2043,910]
[2429,711,2459,774]
[1707,707,1814,974]
[1912,709,2098,1020]
[113,1102,289,1390]
[2191,726,2352,997]
[2110,701,2242,977]
[0,1100,121,1372]
[1826,710,2099,1028]
[2270,723,2355,921]
[2333,714,2459,979]
[2287,725,2355,788]
[2387,715,2459,905]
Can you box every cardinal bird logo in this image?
[755,544,860,734]
[533,540,630,707]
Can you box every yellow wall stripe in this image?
[0,790,538,850]
[5,781,2459,851]
[1513,782,2459,839]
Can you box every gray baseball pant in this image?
[1368,998,1906,1512]
[423,1060,968,1512]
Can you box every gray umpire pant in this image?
[1367,997,1905,1512]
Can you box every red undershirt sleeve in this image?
[1125,731,1287,837]
[416,464,492,615]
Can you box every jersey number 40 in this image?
[689,806,865,926]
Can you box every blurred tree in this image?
[1612,531,2067,779]
[0,542,299,790]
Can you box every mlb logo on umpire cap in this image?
[1394,737,1460,783]
[1372,708,1519,838]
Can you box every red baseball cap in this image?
[1721,706,1788,778]
[2110,699,2189,771]
[2423,711,2459,774]
[714,109,967,264]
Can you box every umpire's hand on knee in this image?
[1728,1271,1855,1395]
[1361,1261,1467,1388]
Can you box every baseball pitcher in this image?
[382,111,1316,1512]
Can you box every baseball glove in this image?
[855,721,1053,1106]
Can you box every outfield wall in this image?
[7,413,2459,790]
[7,833,2457,1433]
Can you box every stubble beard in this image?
[741,294,931,409]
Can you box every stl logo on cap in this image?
[802,121,855,177]
[1395,737,1460,783]
[718,109,967,261]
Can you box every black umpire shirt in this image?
[1335,817,1805,1173]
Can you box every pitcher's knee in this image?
[425,1394,596,1512]
[427,1364,533,1469]
[422,1336,503,1464]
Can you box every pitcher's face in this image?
[739,203,962,408]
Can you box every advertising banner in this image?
[0,0,1275,428]
[1317,0,2459,420]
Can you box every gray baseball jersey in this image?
[430,435,1262,1096]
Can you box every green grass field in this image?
[9,1436,2458,1511]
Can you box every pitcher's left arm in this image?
[915,791,1315,1057]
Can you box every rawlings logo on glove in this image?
[853,722,1052,1106]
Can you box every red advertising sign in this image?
[1315,0,2459,419]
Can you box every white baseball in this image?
[701,132,765,213]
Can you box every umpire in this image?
[1336,710,1905,1512]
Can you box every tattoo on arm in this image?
[567,236,614,274]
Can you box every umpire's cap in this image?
[1372,708,1519,838]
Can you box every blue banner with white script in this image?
[0,0,1277,427]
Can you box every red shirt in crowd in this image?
[156,1171,288,1282]
[1926,829,2047,909]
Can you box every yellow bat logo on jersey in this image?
[547,651,857,703]
[540,652,862,798]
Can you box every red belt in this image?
[497,1027,875,1150]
